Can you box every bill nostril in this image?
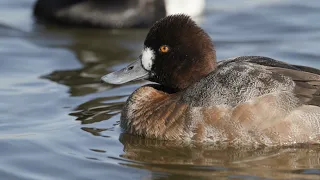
[128,66,134,70]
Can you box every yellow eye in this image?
[159,45,169,53]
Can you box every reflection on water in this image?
[119,134,320,180]
[1,0,320,180]
[70,96,124,125]
[37,26,148,96]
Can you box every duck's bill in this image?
[101,59,150,84]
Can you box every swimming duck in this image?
[101,14,320,146]
[33,0,205,28]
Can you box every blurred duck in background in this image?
[33,0,205,28]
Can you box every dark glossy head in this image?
[102,14,216,91]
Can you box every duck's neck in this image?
[172,61,216,92]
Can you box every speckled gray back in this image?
[181,56,296,107]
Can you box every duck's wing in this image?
[240,56,320,106]
[265,66,320,106]
[291,64,320,75]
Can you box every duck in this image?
[101,14,320,146]
[33,0,205,28]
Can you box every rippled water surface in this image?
[1,0,320,179]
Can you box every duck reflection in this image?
[118,133,320,180]
[70,95,124,124]
[37,25,147,96]
[68,95,124,137]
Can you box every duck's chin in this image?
[143,84,180,94]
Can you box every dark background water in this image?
[1,0,320,179]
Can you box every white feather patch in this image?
[164,0,205,17]
[141,47,155,71]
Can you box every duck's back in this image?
[181,56,320,107]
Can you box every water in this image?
[0,0,320,179]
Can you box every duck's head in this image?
[102,14,216,91]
